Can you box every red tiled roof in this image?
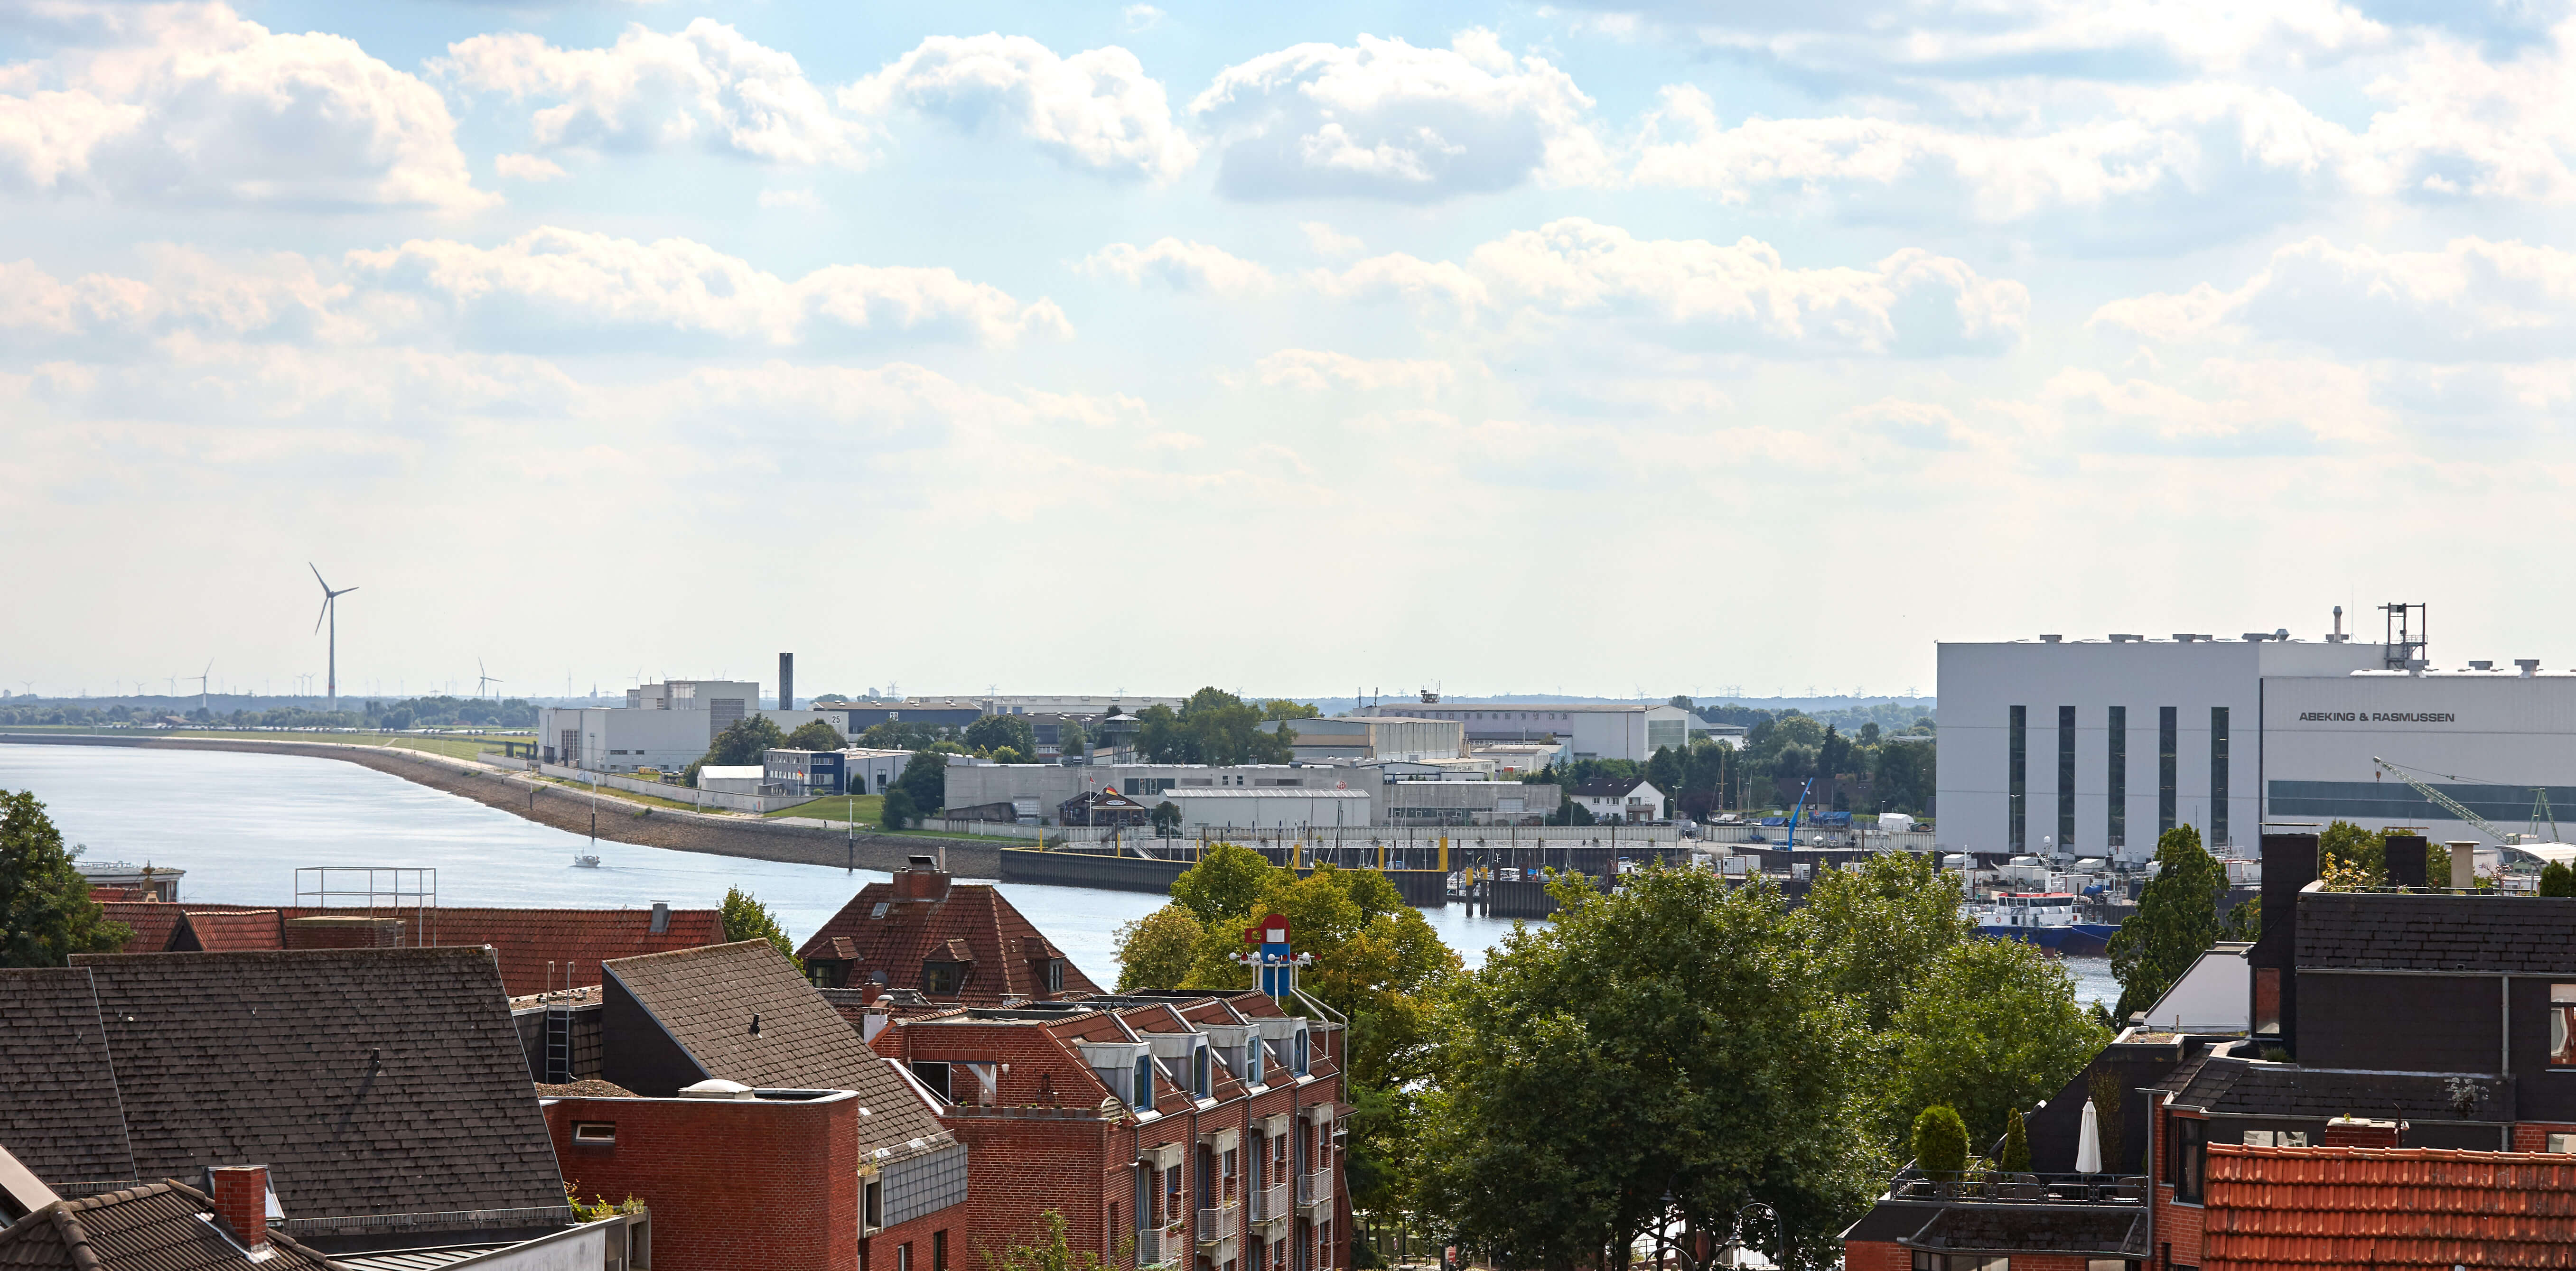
[102,901,266,953]
[2205,1144,2576,1269]
[172,910,284,952]
[101,901,723,996]
[795,878,1104,1004]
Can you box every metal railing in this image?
[1251,1182,1292,1223]
[1298,1169,1334,1209]
[277,1203,579,1237]
[1136,1225,1184,1268]
[1887,1172,2148,1206]
[1197,1203,1240,1243]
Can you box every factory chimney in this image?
[779,652,794,712]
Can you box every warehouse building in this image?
[1937,608,2576,858]
[1258,714,1465,762]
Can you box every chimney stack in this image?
[779,652,794,712]
[2450,842,2479,889]
[650,901,670,934]
[2247,833,2318,1050]
[2385,834,2427,889]
[209,1165,269,1250]
[2323,1117,2404,1149]
[893,855,951,903]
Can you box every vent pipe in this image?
[651,901,670,934]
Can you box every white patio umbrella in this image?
[2075,1099,2104,1174]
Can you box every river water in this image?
[0,743,2118,1007]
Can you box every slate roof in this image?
[602,941,948,1153]
[0,971,136,1187]
[60,948,565,1221]
[0,1181,337,1271]
[2299,891,2576,973]
[2166,1055,2511,1122]
[168,912,282,954]
[794,880,1105,1004]
[1569,779,1653,798]
[2205,1145,2576,1267]
[1903,1206,2147,1257]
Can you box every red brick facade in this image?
[545,1090,871,1271]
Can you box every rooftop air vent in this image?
[2174,633,2199,643]
[2520,659,2541,677]
[2470,660,2494,671]
[2242,632,2275,642]
[2109,634,2143,643]
[679,1078,756,1100]
[2039,634,2063,643]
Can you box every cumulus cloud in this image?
[495,153,566,181]
[1081,238,1274,294]
[436,19,866,167]
[841,34,1195,180]
[1301,222,1364,258]
[0,247,355,350]
[1322,218,2028,355]
[1254,349,1456,397]
[0,1,489,212]
[346,226,1071,349]
[1190,29,1609,201]
[2092,236,2576,359]
[1122,5,1164,33]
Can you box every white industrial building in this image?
[1938,612,2576,858]
[1354,699,1695,762]
[944,763,1368,822]
[1161,787,1376,831]
[542,678,867,773]
[1259,715,1466,763]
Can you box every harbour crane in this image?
[2372,756,2551,848]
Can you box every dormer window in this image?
[1134,1056,1155,1111]
[924,962,964,996]
[1246,1041,1264,1085]
[1046,958,1064,993]
[1194,1043,1211,1098]
[1295,1029,1309,1076]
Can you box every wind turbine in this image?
[476,657,504,698]
[188,659,212,711]
[310,563,358,711]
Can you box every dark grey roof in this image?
[604,941,946,1153]
[0,970,137,1187]
[2147,1050,2212,1095]
[1569,779,1649,798]
[0,1181,336,1271]
[1839,1201,1938,1243]
[2298,891,2576,972]
[1904,1206,2147,1257]
[2166,1055,2511,1121]
[66,948,564,1221]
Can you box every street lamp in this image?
[1728,1202,1777,1271]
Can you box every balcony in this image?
[1886,1170,2148,1206]
[1297,1169,1334,1213]
[1136,1225,1185,1268]
[1249,1182,1292,1225]
[1196,1203,1240,1245]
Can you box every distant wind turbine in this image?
[188,659,212,711]
[477,657,504,698]
[310,563,359,711]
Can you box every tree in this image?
[894,749,950,814]
[1999,1109,2031,1174]
[0,791,129,966]
[784,720,847,751]
[720,887,799,968]
[1912,1105,1968,1178]
[1138,689,1297,764]
[2544,862,2576,897]
[1168,841,1275,925]
[1797,852,1973,1034]
[1150,800,1180,833]
[2107,826,2225,1020]
[1420,868,1881,1271]
[860,720,954,750]
[980,1209,1121,1271]
[964,714,1039,760]
[1058,720,1087,759]
[701,715,787,768]
[882,789,918,830]
[1112,904,1203,991]
[1260,699,1322,721]
[1883,938,2108,1148]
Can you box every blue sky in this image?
[5,0,2573,702]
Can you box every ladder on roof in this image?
[543,960,577,1084]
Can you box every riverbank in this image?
[0,732,1002,877]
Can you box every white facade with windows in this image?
[1937,630,2576,858]
[1354,701,1692,762]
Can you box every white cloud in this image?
[1081,238,1274,294]
[345,226,1072,349]
[1323,218,2028,355]
[495,152,566,181]
[0,1,489,212]
[1301,222,1364,258]
[2093,236,2576,359]
[436,19,867,167]
[841,34,1195,180]
[1254,349,1457,397]
[1122,5,1165,33]
[1191,30,1609,201]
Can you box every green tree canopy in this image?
[859,720,956,750]
[719,887,799,967]
[1111,904,1204,991]
[702,715,787,767]
[1796,852,1972,1034]
[2107,825,2224,1020]
[964,714,1039,760]
[1167,841,1275,927]
[0,791,129,966]
[894,749,952,813]
[1912,1105,1968,1178]
[1057,720,1087,758]
[1137,689,1297,764]
[784,720,847,751]
[2000,1109,2031,1173]
[980,1209,1120,1271]
[882,788,918,830]
[1883,938,2109,1147]
[1419,867,1880,1271]
[1260,699,1322,721]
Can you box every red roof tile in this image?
[170,910,284,952]
[102,901,266,954]
[2205,1144,2576,1268]
[102,901,722,996]
[795,877,1104,1004]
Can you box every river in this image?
[0,743,2118,1007]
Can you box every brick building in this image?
[1848,830,2576,1271]
[863,987,1349,1271]
[102,898,726,995]
[534,939,971,1271]
[795,860,1105,1004]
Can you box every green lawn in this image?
[536,776,712,814]
[6,726,529,764]
[765,793,884,824]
